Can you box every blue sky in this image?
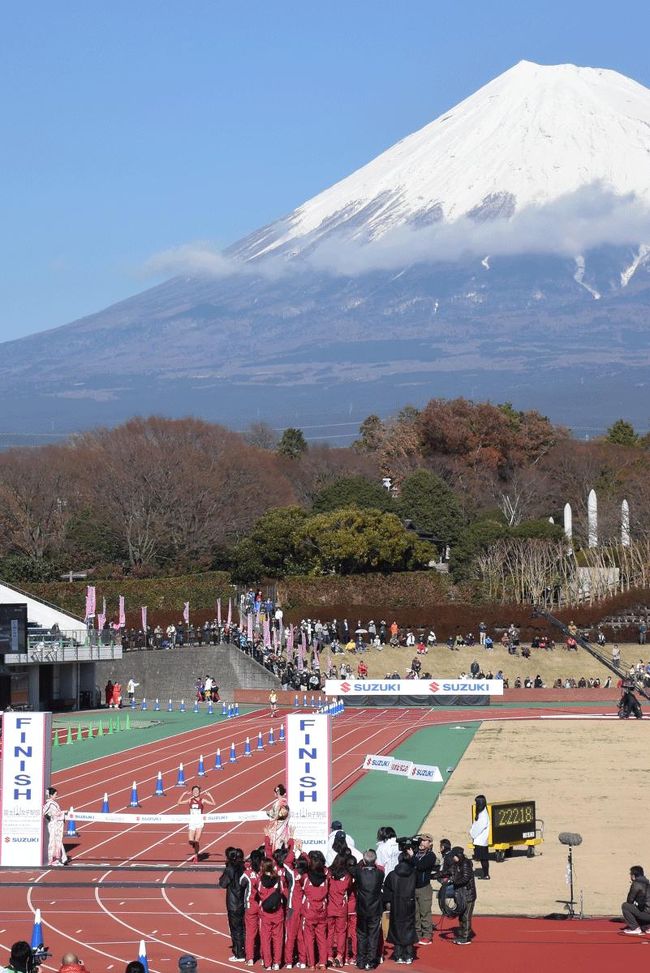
[2,0,650,341]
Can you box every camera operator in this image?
[382,839,417,964]
[622,865,650,934]
[412,835,437,945]
[449,847,477,946]
[618,682,643,719]
[1,942,32,973]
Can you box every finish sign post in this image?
[286,713,331,854]
[0,712,52,866]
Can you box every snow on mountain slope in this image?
[238,61,650,260]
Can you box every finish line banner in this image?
[326,679,503,696]
[286,713,331,854]
[73,810,269,825]
[364,754,443,782]
[0,712,52,867]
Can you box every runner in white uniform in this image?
[177,784,216,862]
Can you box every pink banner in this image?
[217,598,222,626]
[183,601,190,625]
[227,598,232,627]
[272,625,279,650]
[247,613,253,642]
[298,630,306,671]
[118,595,126,628]
[263,617,271,648]
[287,624,294,658]
[85,585,96,619]
[97,611,106,631]
[141,606,147,632]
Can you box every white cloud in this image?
[142,242,240,278]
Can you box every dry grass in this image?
[333,640,648,685]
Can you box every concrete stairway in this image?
[95,644,279,702]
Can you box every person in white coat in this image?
[469,794,490,880]
[376,826,400,876]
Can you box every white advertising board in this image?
[0,712,52,866]
[363,754,393,771]
[286,713,331,854]
[363,754,443,783]
[325,678,503,696]
[408,762,443,782]
[387,758,413,776]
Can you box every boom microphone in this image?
[558,832,582,846]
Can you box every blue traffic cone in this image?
[294,694,299,708]
[130,697,136,710]
[227,704,233,719]
[31,908,43,948]
[66,808,78,837]
[207,700,214,715]
[129,781,141,807]
[180,699,186,713]
[193,699,199,713]
[141,698,147,711]
[214,748,223,770]
[234,702,240,716]
[303,694,307,706]
[257,730,264,751]
[167,698,173,712]
[244,736,252,757]
[229,741,237,763]
[154,698,160,711]
[197,754,206,776]
[222,701,227,717]
[101,792,110,813]
[268,726,276,746]
[310,694,315,708]
[279,723,285,742]
[176,762,186,786]
[154,771,165,796]
[339,697,344,713]
[138,940,150,973]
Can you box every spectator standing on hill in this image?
[612,645,621,668]
[479,621,487,645]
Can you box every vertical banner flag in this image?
[141,606,147,632]
[0,712,52,866]
[118,595,126,628]
[85,585,96,620]
[227,598,232,628]
[97,597,107,631]
[183,602,190,625]
[247,613,253,642]
[286,713,331,853]
[263,617,271,648]
[287,625,294,661]
[217,598,222,626]
[298,631,306,671]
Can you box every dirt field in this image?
[419,718,649,916]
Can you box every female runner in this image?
[265,783,291,852]
[177,784,216,861]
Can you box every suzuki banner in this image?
[325,678,503,696]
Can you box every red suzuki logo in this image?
[429,681,439,693]
[341,682,351,693]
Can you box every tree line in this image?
[0,402,648,589]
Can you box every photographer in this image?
[413,835,437,945]
[622,865,650,934]
[382,839,417,964]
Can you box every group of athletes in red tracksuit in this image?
[227,837,360,970]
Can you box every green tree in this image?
[311,476,394,514]
[298,507,434,574]
[606,419,638,447]
[397,469,464,544]
[277,427,307,458]
[249,506,310,576]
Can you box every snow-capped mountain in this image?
[235,60,650,261]
[2,60,650,442]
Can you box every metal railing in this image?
[4,629,123,664]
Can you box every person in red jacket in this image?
[327,855,352,967]
[345,855,358,965]
[272,843,304,969]
[301,851,329,969]
[241,848,263,966]
[258,858,286,970]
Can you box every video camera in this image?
[397,835,421,853]
[29,945,52,970]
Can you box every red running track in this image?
[0,705,629,973]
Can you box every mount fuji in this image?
[2,60,650,442]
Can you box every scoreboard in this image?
[488,800,536,845]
